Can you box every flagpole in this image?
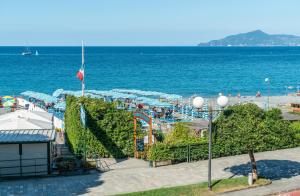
[82,41,85,97]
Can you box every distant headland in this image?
[198,30,300,46]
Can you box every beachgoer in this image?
[256,91,261,97]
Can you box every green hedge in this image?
[148,105,298,162]
[148,142,207,162]
[148,136,297,162]
[65,96,138,158]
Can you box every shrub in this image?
[55,157,77,172]
[65,96,140,158]
[148,122,207,161]
[148,104,298,166]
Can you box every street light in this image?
[193,95,229,191]
[265,78,270,110]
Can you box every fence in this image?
[170,144,209,163]
[0,158,49,177]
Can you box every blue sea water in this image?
[1,46,300,97]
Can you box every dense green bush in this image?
[164,122,202,144]
[148,142,209,162]
[290,121,300,143]
[148,123,206,161]
[65,96,139,158]
[214,105,297,154]
[148,104,298,162]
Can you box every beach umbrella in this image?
[3,96,13,99]
[52,89,64,97]
[3,100,14,107]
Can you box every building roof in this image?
[0,110,53,130]
[185,119,209,130]
[282,112,300,121]
[0,129,55,144]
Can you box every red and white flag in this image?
[77,41,85,96]
[76,66,84,81]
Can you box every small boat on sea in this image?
[35,50,39,56]
[22,47,32,56]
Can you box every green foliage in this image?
[65,96,139,158]
[148,141,208,162]
[148,123,206,161]
[164,123,200,144]
[290,121,300,132]
[153,129,165,142]
[148,104,298,162]
[214,103,264,153]
[214,103,296,154]
[290,121,300,143]
[55,157,77,172]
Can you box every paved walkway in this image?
[1,147,300,195]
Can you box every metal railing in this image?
[168,144,208,163]
[0,158,48,177]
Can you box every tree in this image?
[214,103,294,180]
[164,122,201,144]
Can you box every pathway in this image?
[0,147,300,195]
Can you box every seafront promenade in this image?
[1,92,300,195]
[0,147,300,195]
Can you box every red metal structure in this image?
[133,111,153,157]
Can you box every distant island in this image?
[198,30,300,46]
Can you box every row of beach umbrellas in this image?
[21,89,183,112]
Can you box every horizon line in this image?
[0,45,198,47]
[1,45,300,48]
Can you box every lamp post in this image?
[193,95,229,191]
[265,78,270,110]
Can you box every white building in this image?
[0,110,56,177]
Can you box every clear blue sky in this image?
[1,0,300,46]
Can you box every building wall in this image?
[22,143,48,176]
[0,143,49,177]
[0,144,20,176]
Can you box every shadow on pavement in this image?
[69,172,104,195]
[224,159,300,180]
[0,172,104,195]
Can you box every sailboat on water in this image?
[21,47,32,56]
[35,50,39,56]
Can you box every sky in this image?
[1,0,300,46]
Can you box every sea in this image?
[1,46,300,97]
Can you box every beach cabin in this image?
[0,129,55,177]
[0,109,56,177]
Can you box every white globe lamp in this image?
[193,96,204,109]
[217,95,229,108]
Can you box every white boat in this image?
[22,47,32,56]
[35,50,39,56]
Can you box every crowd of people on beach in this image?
[151,107,173,119]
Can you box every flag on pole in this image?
[76,41,85,96]
[77,66,84,81]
